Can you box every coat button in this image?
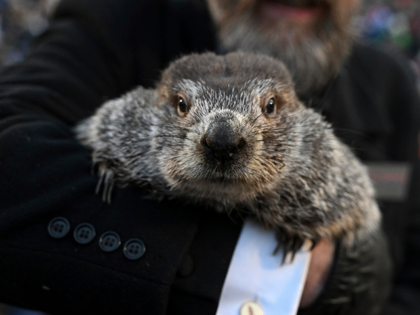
[98,231,121,252]
[48,217,70,239]
[177,254,194,277]
[73,223,96,245]
[123,239,146,260]
[240,302,264,315]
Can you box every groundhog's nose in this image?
[201,121,247,162]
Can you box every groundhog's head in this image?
[155,52,304,204]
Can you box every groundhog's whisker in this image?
[249,113,264,126]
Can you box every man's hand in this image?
[299,239,336,308]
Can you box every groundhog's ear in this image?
[275,81,300,110]
[156,84,172,106]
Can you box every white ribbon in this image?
[216,219,312,315]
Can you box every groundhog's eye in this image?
[177,96,189,117]
[265,97,276,117]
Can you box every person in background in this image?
[0,0,418,314]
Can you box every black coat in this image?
[0,0,419,314]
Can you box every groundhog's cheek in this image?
[159,134,206,186]
[243,134,280,181]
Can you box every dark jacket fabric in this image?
[0,0,418,314]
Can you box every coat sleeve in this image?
[342,46,420,315]
[0,1,208,314]
[337,45,420,315]
[298,44,420,315]
[379,53,420,315]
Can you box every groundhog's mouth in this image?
[206,176,241,184]
[180,177,259,200]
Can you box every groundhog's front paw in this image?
[93,159,116,203]
[274,230,318,264]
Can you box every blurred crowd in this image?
[362,0,420,88]
[0,0,419,315]
[0,0,419,73]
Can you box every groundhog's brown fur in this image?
[76,52,380,257]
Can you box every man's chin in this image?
[210,0,358,97]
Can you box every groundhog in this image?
[76,52,380,258]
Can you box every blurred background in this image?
[0,0,58,65]
[361,0,420,90]
[0,0,418,314]
[0,0,419,72]
[0,0,418,81]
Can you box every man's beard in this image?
[212,0,359,98]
